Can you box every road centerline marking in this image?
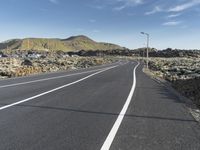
[0,65,118,111]
[100,62,140,150]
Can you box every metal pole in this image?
[146,34,149,69]
[140,32,150,69]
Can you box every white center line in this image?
[0,65,118,111]
[0,67,110,89]
[100,62,140,150]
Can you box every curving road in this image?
[0,60,200,150]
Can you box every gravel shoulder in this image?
[143,67,200,124]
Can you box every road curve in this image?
[0,60,200,150]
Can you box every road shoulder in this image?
[143,67,200,124]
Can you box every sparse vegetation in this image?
[0,35,125,52]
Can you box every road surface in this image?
[0,60,200,150]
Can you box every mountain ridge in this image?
[0,35,125,52]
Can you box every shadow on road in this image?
[0,103,196,123]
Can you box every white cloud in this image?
[167,13,181,18]
[169,0,200,12]
[114,5,126,11]
[162,21,182,26]
[145,6,162,15]
[113,0,144,11]
[49,0,58,4]
[91,0,144,11]
[144,0,200,16]
[117,0,143,5]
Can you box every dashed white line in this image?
[100,62,140,150]
[0,65,118,111]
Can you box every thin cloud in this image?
[162,21,182,26]
[113,0,144,11]
[114,5,126,11]
[144,0,200,15]
[169,0,200,12]
[117,0,144,5]
[167,13,181,18]
[145,6,162,15]
[49,0,58,4]
[91,0,144,11]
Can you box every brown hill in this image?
[0,35,125,52]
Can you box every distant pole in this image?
[141,32,150,69]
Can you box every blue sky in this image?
[0,0,200,49]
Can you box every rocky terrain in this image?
[148,57,200,108]
[148,57,200,81]
[132,48,200,58]
[0,56,116,79]
[149,48,200,58]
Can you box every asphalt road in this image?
[0,60,200,150]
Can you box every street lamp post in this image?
[141,32,150,69]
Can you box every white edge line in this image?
[100,62,140,150]
[0,65,118,111]
[0,67,110,88]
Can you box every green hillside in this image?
[0,35,125,52]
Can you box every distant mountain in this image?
[0,35,125,51]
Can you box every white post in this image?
[141,32,150,69]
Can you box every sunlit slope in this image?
[0,35,125,51]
